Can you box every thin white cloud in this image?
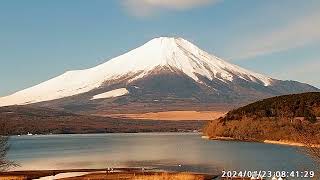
[122,0,220,17]
[272,58,320,88]
[230,11,320,60]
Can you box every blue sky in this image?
[0,0,319,96]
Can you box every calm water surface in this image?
[8,133,314,174]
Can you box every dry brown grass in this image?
[0,176,27,180]
[1,168,216,180]
[104,111,225,121]
[204,117,320,143]
[133,172,205,180]
[61,172,208,180]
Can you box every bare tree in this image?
[295,126,320,178]
[0,120,16,171]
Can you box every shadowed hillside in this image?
[223,92,320,120]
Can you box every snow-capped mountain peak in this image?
[0,37,292,107]
[95,37,273,84]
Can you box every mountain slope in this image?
[0,37,318,113]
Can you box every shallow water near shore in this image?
[8,133,315,174]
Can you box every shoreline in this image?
[263,140,320,148]
[0,168,218,180]
[12,132,201,137]
[205,136,320,147]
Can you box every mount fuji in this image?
[0,37,318,114]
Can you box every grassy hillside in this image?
[204,92,320,143]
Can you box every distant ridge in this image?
[0,105,204,134]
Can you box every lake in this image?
[8,133,315,174]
